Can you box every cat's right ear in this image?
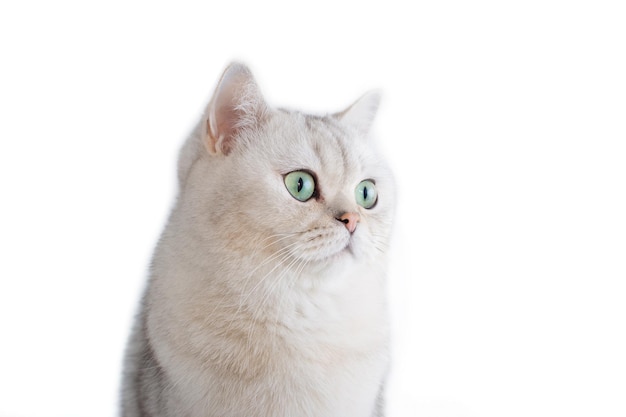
[335,90,381,137]
[203,63,268,156]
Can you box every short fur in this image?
[121,63,395,417]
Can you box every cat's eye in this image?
[284,171,316,202]
[355,180,378,209]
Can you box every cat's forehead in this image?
[263,111,373,179]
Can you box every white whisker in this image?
[243,246,305,343]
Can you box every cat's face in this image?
[226,113,393,267]
[180,64,394,273]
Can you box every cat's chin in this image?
[323,243,354,262]
[283,226,355,265]
[297,241,357,267]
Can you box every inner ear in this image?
[203,63,269,156]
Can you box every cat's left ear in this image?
[203,63,268,156]
[335,91,381,136]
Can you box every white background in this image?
[1,1,625,416]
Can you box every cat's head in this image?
[179,63,395,273]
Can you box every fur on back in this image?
[121,63,395,417]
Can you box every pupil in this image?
[297,177,303,193]
[363,186,368,200]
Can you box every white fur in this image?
[123,63,395,417]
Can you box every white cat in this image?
[121,63,396,417]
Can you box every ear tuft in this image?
[336,90,381,136]
[203,63,268,156]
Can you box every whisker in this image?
[271,256,309,329]
[252,254,301,321]
[236,240,307,318]
[244,247,305,343]
[204,239,305,321]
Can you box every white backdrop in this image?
[1,1,625,416]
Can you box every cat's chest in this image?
[159,265,388,417]
[275,268,388,353]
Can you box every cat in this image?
[121,63,396,417]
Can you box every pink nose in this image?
[337,212,360,233]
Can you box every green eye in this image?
[355,180,378,209]
[284,171,316,202]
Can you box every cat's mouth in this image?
[289,228,354,263]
